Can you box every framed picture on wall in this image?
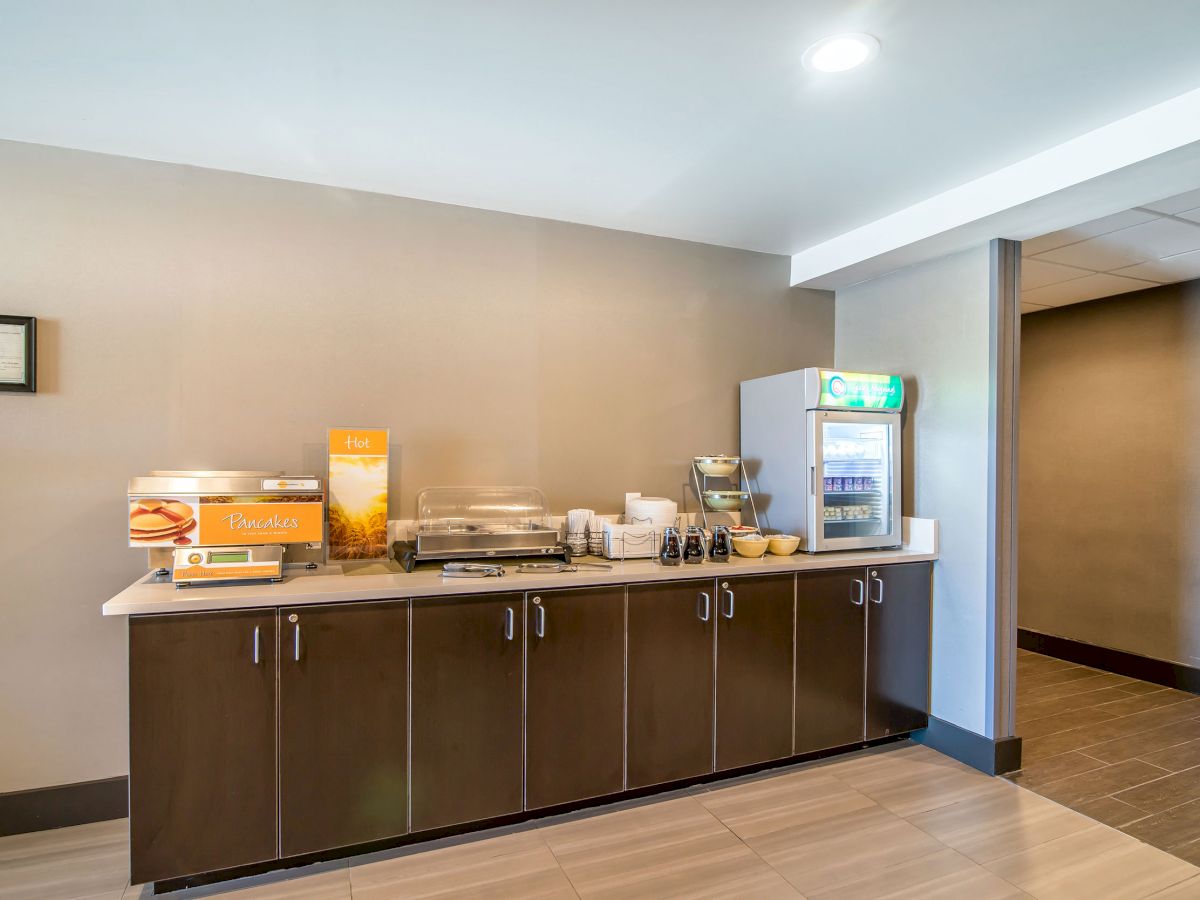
[0,315,36,393]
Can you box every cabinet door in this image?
[795,569,866,754]
[129,610,277,885]
[716,574,795,770]
[410,593,523,831]
[526,587,625,809]
[866,563,932,739]
[627,580,714,789]
[279,601,408,856]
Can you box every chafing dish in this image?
[393,485,570,572]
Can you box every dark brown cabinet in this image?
[715,574,795,770]
[525,587,625,809]
[795,569,866,754]
[127,561,932,888]
[129,610,278,885]
[627,579,715,789]
[866,563,932,739]
[409,592,524,831]
[279,600,408,856]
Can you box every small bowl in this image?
[695,455,740,478]
[767,535,800,556]
[732,536,769,558]
[704,489,749,511]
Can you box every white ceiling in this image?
[4,3,1200,256]
[1021,188,1200,313]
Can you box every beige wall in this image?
[0,140,832,792]
[1020,280,1200,667]
[836,246,995,737]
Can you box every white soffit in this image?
[1020,190,1200,313]
[791,86,1200,289]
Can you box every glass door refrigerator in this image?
[740,368,903,552]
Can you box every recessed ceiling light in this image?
[802,33,880,73]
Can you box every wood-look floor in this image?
[1011,648,1200,871]
[4,741,1199,899]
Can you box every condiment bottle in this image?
[683,526,705,564]
[659,526,682,566]
[709,524,731,562]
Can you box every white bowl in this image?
[703,490,749,511]
[695,456,740,477]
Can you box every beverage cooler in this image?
[740,368,903,552]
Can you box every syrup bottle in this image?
[659,526,682,566]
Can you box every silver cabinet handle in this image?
[851,579,865,606]
[722,586,735,619]
[871,575,884,605]
[697,592,711,622]
[293,619,301,660]
[252,625,261,665]
[504,607,515,641]
[535,604,546,638]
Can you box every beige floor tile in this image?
[910,785,1096,863]
[829,745,1016,818]
[1145,874,1200,897]
[698,770,877,839]
[0,819,129,900]
[740,803,945,895]
[350,830,574,899]
[984,823,1198,900]
[540,796,798,898]
[125,862,349,899]
[805,847,1030,899]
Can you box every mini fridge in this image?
[740,368,903,552]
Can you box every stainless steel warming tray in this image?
[394,485,569,572]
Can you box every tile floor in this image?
[3,741,1199,899]
[1011,648,1200,868]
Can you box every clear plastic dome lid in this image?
[417,485,550,529]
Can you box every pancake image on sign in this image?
[129,498,197,545]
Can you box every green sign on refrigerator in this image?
[817,370,904,410]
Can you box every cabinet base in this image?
[149,734,911,894]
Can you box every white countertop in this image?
[102,519,938,616]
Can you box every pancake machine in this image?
[128,471,325,587]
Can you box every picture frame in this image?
[0,315,36,393]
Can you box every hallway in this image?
[1011,649,1200,865]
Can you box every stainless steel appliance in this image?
[740,368,903,552]
[128,470,325,586]
[393,485,570,572]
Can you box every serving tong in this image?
[441,562,506,578]
[515,562,613,574]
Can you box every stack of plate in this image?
[625,495,678,527]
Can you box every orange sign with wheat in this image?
[327,427,389,560]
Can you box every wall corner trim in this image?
[913,716,1022,776]
[0,776,128,837]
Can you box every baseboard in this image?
[1018,628,1200,693]
[0,776,128,837]
[913,716,1022,776]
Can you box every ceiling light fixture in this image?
[801,33,880,73]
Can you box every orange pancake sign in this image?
[128,495,324,547]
